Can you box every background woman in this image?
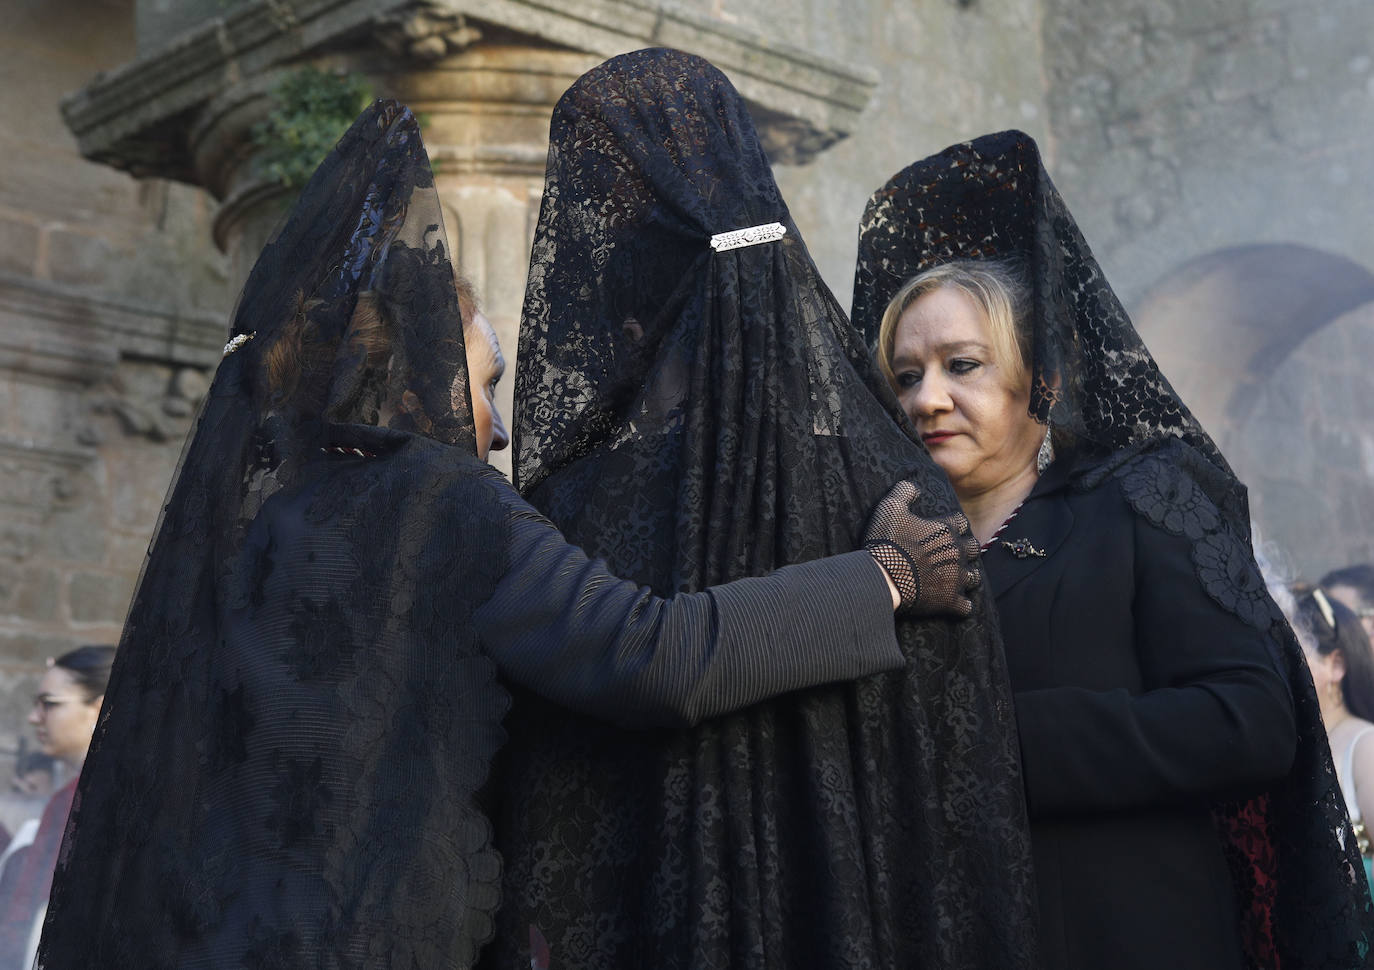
[34,102,977,970]
[856,130,1374,970]
[1297,589,1374,892]
[1321,563,1374,641]
[0,646,113,970]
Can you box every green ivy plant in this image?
[251,67,374,190]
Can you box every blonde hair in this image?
[876,259,1031,391]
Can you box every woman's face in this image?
[463,312,511,462]
[28,666,101,768]
[890,286,1045,500]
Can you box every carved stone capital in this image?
[64,0,876,182]
[374,6,483,61]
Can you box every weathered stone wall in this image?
[675,0,1050,301]
[0,0,227,788]
[1230,302,1374,580]
[3,0,1372,784]
[1041,0,1374,576]
[1042,0,1374,304]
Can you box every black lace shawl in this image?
[37,103,514,969]
[852,129,1374,969]
[483,49,1039,970]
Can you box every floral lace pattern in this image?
[852,132,1374,968]
[39,103,513,969]
[488,49,1038,970]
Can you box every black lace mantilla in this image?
[38,103,512,969]
[485,49,1039,970]
[854,131,1374,969]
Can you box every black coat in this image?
[984,457,1297,970]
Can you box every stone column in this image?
[374,36,598,473]
[184,33,596,474]
[62,0,878,481]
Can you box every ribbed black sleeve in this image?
[472,505,903,728]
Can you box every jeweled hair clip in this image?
[709,223,787,252]
[223,331,257,357]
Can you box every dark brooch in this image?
[1000,537,1047,559]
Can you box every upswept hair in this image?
[876,258,1032,391]
[53,645,116,702]
[262,271,480,411]
[1320,563,1374,601]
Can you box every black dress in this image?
[853,129,1374,969]
[35,102,907,970]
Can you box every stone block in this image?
[104,440,179,531]
[0,524,39,564]
[1198,42,1285,103]
[10,382,76,446]
[67,571,137,625]
[0,564,59,623]
[0,218,38,277]
[106,531,153,577]
[0,628,80,668]
[45,498,107,564]
[46,229,135,290]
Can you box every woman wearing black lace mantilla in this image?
[485,49,1039,970]
[32,102,982,969]
[855,130,1374,969]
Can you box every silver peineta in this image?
[709,223,787,252]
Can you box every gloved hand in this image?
[863,481,981,618]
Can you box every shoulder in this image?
[1086,440,1281,631]
[1064,439,1227,541]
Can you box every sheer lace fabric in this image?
[486,49,1038,970]
[853,130,1374,968]
[38,103,511,969]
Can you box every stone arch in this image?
[1134,244,1374,578]
[1134,243,1374,440]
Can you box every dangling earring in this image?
[1036,425,1055,475]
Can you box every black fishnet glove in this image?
[863,481,981,617]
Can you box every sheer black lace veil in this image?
[38,102,511,969]
[852,130,1374,967]
[491,49,1038,970]
[514,46,792,499]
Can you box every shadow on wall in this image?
[1135,244,1374,579]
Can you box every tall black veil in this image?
[853,130,1374,968]
[39,102,514,968]
[486,49,1038,969]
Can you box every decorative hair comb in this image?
[710,223,787,252]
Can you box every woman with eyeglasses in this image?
[0,646,114,969]
[1320,563,1374,643]
[1297,589,1374,894]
